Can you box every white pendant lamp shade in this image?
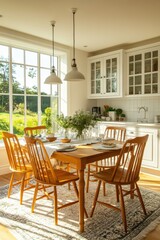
[64,59,85,81]
[44,67,62,84]
[64,8,85,81]
[44,21,62,84]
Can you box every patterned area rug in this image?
[0,181,160,240]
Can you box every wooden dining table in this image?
[50,142,123,233]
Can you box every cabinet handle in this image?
[129,131,134,134]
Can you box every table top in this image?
[51,142,123,169]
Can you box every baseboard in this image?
[141,166,160,177]
[0,164,11,175]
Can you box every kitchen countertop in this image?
[98,120,160,128]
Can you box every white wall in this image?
[67,48,95,115]
[0,147,11,175]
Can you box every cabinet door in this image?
[87,50,123,99]
[127,46,160,96]
[104,57,118,94]
[139,129,158,168]
[126,127,158,168]
[128,54,143,95]
[88,59,103,97]
[144,50,158,94]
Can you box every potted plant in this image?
[119,113,126,121]
[102,105,110,117]
[56,114,72,141]
[108,107,116,121]
[116,108,123,121]
[70,110,97,139]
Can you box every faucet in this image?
[137,106,148,122]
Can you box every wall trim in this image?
[0,164,10,175]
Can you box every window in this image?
[0,44,65,138]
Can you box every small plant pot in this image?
[119,117,126,121]
[108,111,116,121]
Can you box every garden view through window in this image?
[0,44,64,139]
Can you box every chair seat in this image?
[54,169,79,184]
[94,168,139,185]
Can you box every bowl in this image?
[61,138,71,143]
[46,136,57,142]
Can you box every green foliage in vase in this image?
[56,114,72,129]
[70,110,97,138]
[56,114,72,138]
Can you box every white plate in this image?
[56,147,77,152]
[102,143,116,148]
[93,144,122,150]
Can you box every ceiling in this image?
[0,0,160,52]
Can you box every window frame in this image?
[0,43,66,136]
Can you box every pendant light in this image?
[64,8,85,81]
[44,21,62,84]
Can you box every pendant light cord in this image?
[72,9,77,67]
[73,10,75,60]
[52,22,55,68]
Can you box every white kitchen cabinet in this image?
[97,121,159,169]
[126,44,160,96]
[126,127,159,169]
[87,50,123,99]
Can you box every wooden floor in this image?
[0,172,160,240]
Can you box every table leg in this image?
[79,169,85,232]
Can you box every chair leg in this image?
[90,180,101,217]
[72,181,88,218]
[116,185,119,202]
[136,183,147,215]
[130,183,135,199]
[102,181,106,196]
[20,173,26,205]
[119,185,127,233]
[32,182,39,213]
[68,165,71,190]
[8,173,15,198]
[54,186,58,225]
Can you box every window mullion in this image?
[9,46,13,132]
[37,52,41,125]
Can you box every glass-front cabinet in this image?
[90,60,102,95]
[127,46,159,96]
[87,50,123,99]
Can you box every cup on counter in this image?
[106,117,111,121]
[154,115,160,123]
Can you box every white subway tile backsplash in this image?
[96,96,160,123]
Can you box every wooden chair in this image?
[25,136,88,225]
[86,126,126,195]
[24,125,66,168]
[90,134,149,232]
[2,131,34,204]
[24,125,47,137]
